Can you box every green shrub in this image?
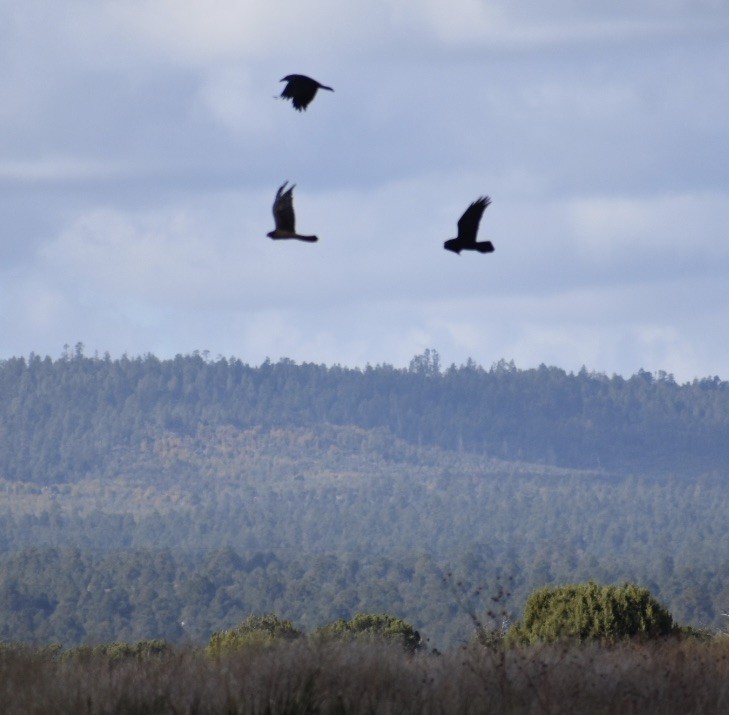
[508,581,675,644]
[207,614,301,656]
[62,639,171,661]
[315,613,422,653]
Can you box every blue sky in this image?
[1,1,728,380]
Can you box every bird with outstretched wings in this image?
[267,182,318,242]
[443,196,494,255]
[279,74,334,111]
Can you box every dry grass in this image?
[1,637,728,714]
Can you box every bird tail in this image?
[475,241,495,253]
[299,235,319,242]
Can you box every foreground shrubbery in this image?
[508,581,676,644]
[313,613,422,653]
[1,637,728,714]
[2,585,719,712]
[60,638,173,661]
[207,612,423,658]
[208,614,302,656]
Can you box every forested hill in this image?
[2,347,729,646]
[1,347,728,484]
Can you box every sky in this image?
[1,1,728,381]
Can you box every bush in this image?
[315,613,422,653]
[508,581,675,644]
[62,639,171,661]
[207,614,301,656]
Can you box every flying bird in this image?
[443,196,495,255]
[279,74,334,111]
[267,182,318,243]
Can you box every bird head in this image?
[443,239,462,255]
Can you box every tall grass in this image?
[1,637,728,714]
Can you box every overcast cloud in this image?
[1,1,728,380]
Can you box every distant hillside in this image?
[1,348,729,647]
[0,419,727,645]
[1,347,728,485]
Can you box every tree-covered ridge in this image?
[1,347,728,484]
[1,347,729,648]
[1,423,727,569]
[0,540,727,650]
[0,423,728,642]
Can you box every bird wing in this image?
[456,196,491,243]
[280,75,318,111]
[272,182,296,232]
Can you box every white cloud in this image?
[0,157,128,183]
[102,0,402,66]
[566,193,729,272]
[40,205,247,307]
[194,66,272,135]
[409,0,729,48]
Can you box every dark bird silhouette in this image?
[279,74,334,111]
[267,182,318,242]
[443,196,494,255]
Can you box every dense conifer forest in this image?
[0,346,728,648]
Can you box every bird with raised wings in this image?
[279,74,334,111]
[267,182,318,243]
[443,196,494,255]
